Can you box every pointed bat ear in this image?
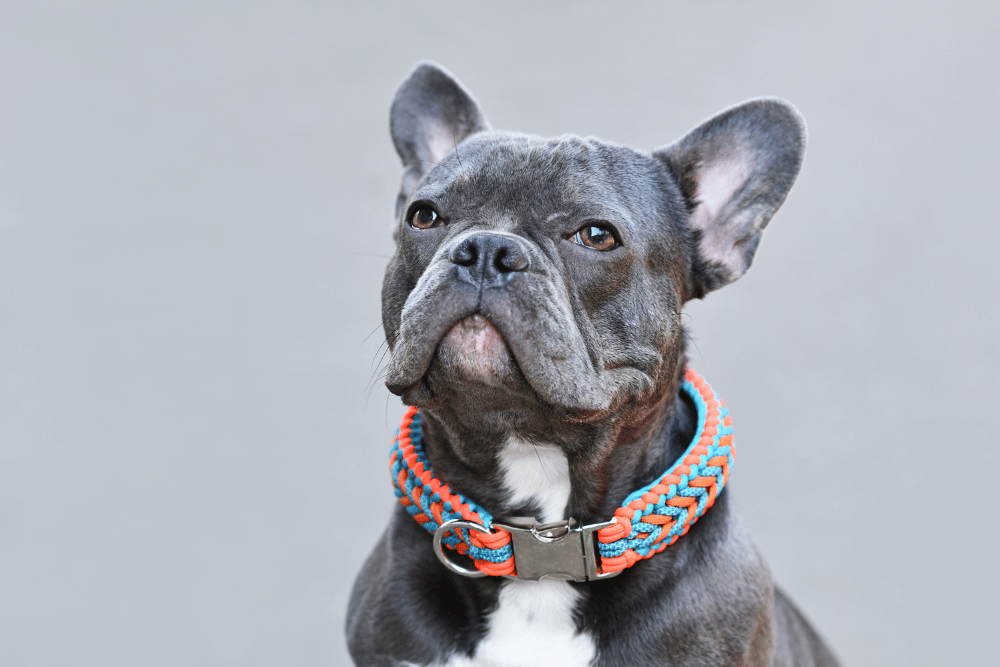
[389,62,491,221]
[654,98,806,297]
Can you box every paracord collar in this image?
[388,368,734,580]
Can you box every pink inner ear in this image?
[424,119,459,164]
[689,152,753,268]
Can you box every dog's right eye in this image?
[410,206,443,230]
[570,224,619,251]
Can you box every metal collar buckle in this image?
[433,517,623,582]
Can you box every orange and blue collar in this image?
[389,368,734,580]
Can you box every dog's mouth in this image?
[434,313,513,386]
[389,311,528,409]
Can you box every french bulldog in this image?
[347,61,839,667]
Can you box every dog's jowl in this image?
[347,62,839,667]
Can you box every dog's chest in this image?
[442,579,593,667]
[439,438,596,667]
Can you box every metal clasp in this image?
[432,519,491,578]
[433,517,622,582]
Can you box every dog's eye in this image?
[410,206,443,230]
[570,225,618,251]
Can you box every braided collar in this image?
[389,368,734,580]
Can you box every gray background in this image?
[1,2,997,666]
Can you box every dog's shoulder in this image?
[347,510,500,667]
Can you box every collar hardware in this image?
[434,518,622,582]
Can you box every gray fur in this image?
[348,62,837,667]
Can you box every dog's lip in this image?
[438,313,517,382]
[426,311,512,371]
[439,313,508,354]
[385,294,619,418]
[387,309,604,418]
[384,298,478,396]
[386,310,518,396]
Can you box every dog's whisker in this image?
[364,362,399,409]
[452,127,465,170]
[365,318,404,373]
[681,328,704,362]
[382,389,392,430]
[367,330,396,364]
[531,443,553,483]
[361,322,389,348]
[365,359,392,395]
[365,339,395,388]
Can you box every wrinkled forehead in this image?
[413,131,671,229]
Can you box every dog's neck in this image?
[414,367,696,526]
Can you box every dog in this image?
[347,61,839,667]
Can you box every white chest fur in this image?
[437,438,596,667]
[443,579,593,667]
[497,436,572,524]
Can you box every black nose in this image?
[450,233,530,287]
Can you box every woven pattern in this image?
[596,369,734,573]
[390,409,516,576]
[389,368,733,578]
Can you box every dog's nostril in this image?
[496,248,528,272]
[450,242,478,267]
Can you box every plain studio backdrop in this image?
[1,2,997,666]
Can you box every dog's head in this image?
[382,62,804,460]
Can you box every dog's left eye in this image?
[410,206,443,230]
[570,225,618,251]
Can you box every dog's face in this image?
[383,131,690,432]
[382,62,804,461]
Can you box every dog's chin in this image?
[435,314,515,386]
[397,314,533,410]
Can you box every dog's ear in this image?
[390,62,491,220]
[654,98,806,298]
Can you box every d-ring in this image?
[432,519,491,577]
